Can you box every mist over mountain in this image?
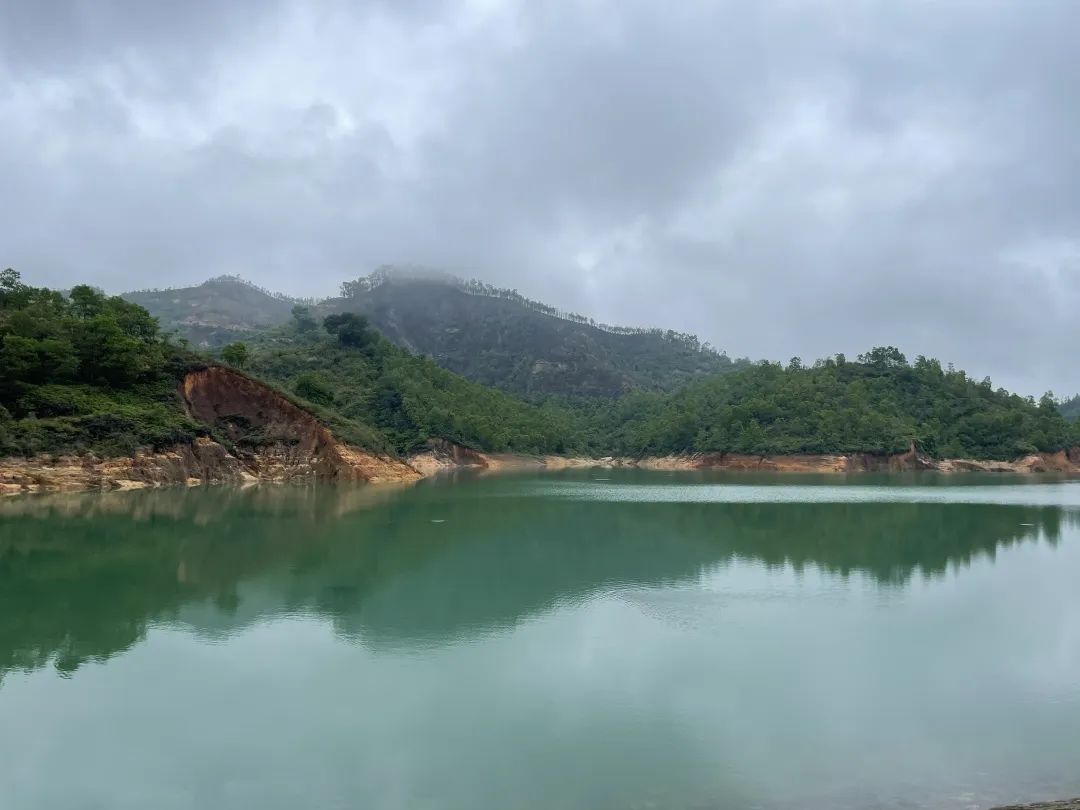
[125,268,744,398]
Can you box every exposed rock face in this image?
[0,438,251,495]
[991,800,1080,810]
[0,368,419,495]
[407,437,492,476]
[180,367,419,484]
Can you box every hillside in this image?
[0,270,395,466]
[241,313,578,455]
[1,269,204,457]
[229,310,1080,462]
[593,347,1080,459]
[125,268,744,398]
[123,275,299,348]
[1,269,572,465]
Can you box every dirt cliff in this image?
[0,367,418,495]
[180,366,418,484]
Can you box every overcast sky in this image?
[2,1,1079,396]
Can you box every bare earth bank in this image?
[4,440,1078,496]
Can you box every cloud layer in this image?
[3,0,1079,395]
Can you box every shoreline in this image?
[410,437,1080,477]
[4,441,1078,497]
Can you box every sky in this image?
[2,0,1079,397]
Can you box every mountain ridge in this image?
[123,267,745,398]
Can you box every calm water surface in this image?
[2,470,1079,810]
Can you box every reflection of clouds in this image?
[547,480,1080,509]
[3,477,1080,808]
[617,572,858,633]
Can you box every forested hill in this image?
[0,269,566,458]
[124,268,744,398]
[235,309,1080,461]
[123,276,301,348]
[597,348,1080,459]
[321,268,743,398]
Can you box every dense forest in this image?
[0,269,204,455]
[1060,394,1080,422]
[240,308,577,454]
[588,348,1080,459]
[5,270,1080,462]
[231,312,1080,460]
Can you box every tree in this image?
[293,373,334,406]
[71,316,149,385]
[857,346,908,368]
[0,268,30,309]
[68,285,107,319]
[222,342,249,368]
[323,313,374,348]
[291,305,317,333]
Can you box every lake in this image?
[2,470,1079,810]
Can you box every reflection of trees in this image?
[1,484,1075,679]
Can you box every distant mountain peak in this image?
[127,267,745,396]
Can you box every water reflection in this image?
[1,473,1077,679]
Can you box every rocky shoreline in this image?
[4,438,1077,496]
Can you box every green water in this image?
[2,471,1079,810]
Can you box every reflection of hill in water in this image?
[1,479,1076,677]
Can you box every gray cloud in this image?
[2,0,1079,395]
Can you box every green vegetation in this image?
[125,269,745,397]
[329,267,745,398]
[236,313,1080,460]
[1060,394,1080,422]
[590,348,1080,459]
[0,269,203,455]
[5,271,1079,463]
[221,342,249,368]
[244,314,577,454]
[123,275,302,347]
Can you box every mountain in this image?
[322,267,743,398]
[124,268,744,398]
[123,275,300,347]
